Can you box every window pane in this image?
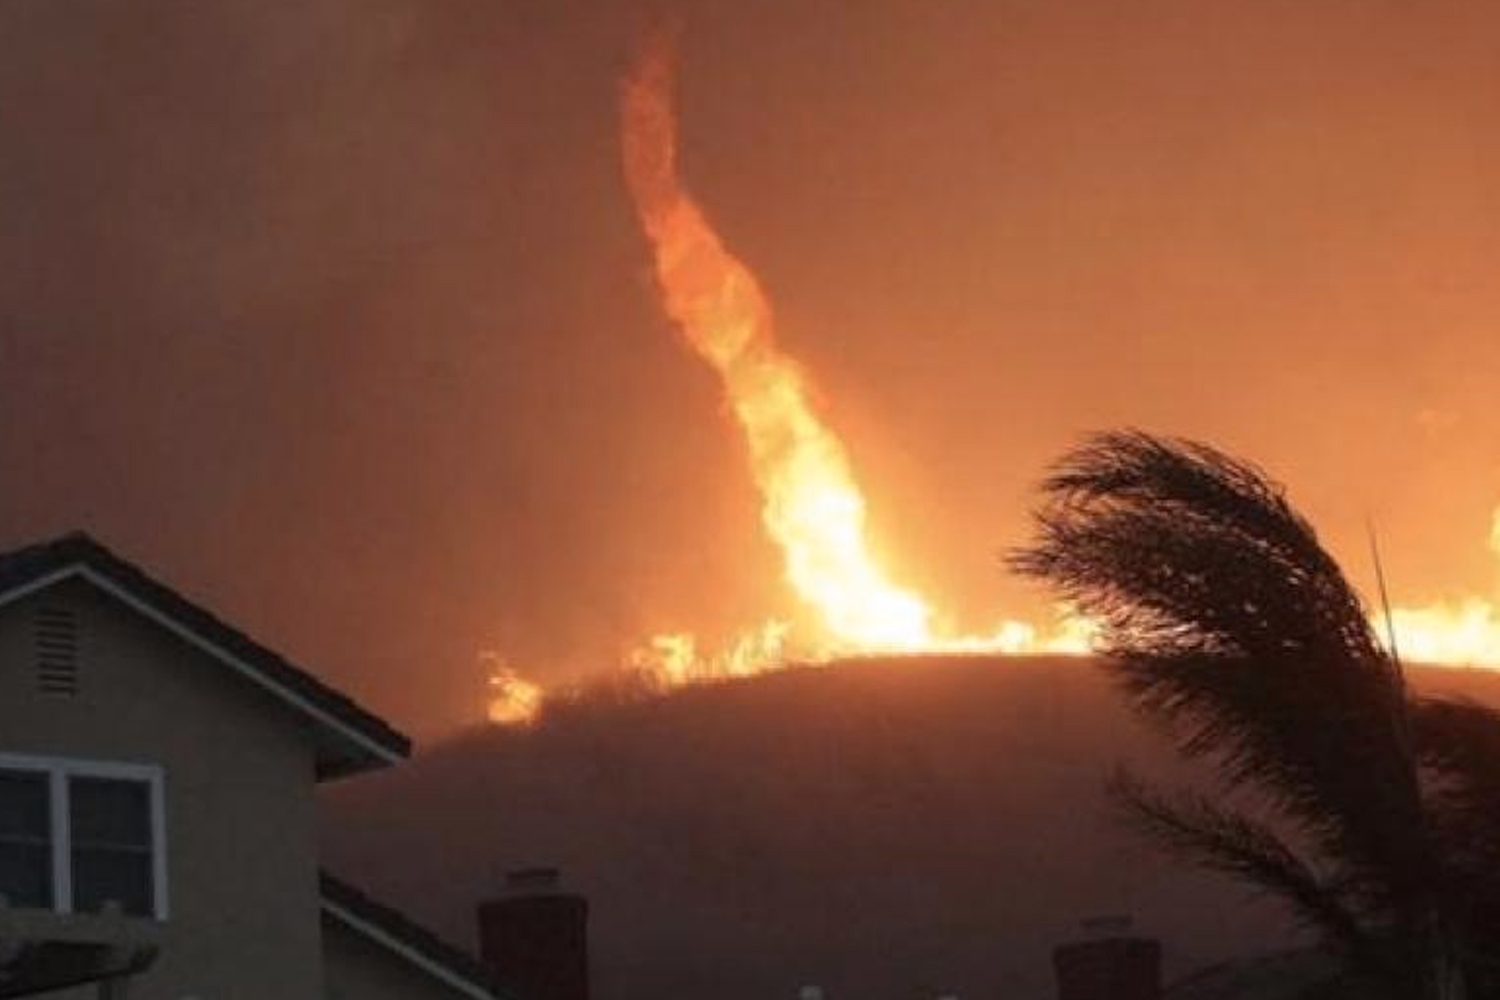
[70,847,152,917]
[0,770,50,839]
[68,777,155,917]
[68,777,150,847]
[0,770,52,909]
[0,843,52,909]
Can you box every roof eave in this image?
[0,537,411,775]
[319,872,509,1000]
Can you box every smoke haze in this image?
[5,1,1500,734]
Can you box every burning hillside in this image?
[617,37,1094,674]
[483,34,1500,727]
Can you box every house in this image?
[0,532,518,999]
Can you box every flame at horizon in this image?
[1386,508,1500,667]
[616,37,1092,685]
[486,38,1500,725]
[484,652,546,726]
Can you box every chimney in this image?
[1052,916,1161,1000]
[478,868,588,1000]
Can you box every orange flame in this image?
[483,652,545,726]
[621,40,934,652]
[489,39,1500,726]
[1386,507,1500,666]
[618,36,1088,684]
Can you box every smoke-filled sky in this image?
[5,0,1500,736]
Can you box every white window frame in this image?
[0,752,168,920]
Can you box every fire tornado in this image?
[621,39,933,652]
[487,35,1500,724]
[615,36,1100,684]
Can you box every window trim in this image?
[0,753,167,920]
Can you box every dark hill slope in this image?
[322,657,1500,1000]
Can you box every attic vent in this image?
[34,606,79,696]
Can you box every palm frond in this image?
[1009,431,1429,911]
[1413,697,1500,964]
[1109,770,1370,954]
[1414,697,1500,834]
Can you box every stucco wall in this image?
[0,577,326,1000]
[322,913,487,1000]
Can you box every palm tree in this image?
[1009,430,1500,999]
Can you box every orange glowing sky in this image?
[2,1,1499,734]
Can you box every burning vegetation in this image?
[488,36,1500,727]
[617,41,1089,667]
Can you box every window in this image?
[0,770,52,908]
[0,755,166,919]
[69,777,155,916]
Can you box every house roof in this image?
[320,871,513,1000]
[0,532,410,778]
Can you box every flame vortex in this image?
[486,39,1500,725]
[622,40,938,654]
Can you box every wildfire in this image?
[484,37,1500,726]
[621,39,931,651]
[626,621,792,686]
[616,34,1087,685]
[1386,508,1500,667]
[484,652,545,726]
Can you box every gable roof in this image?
[320,870,514,1000]
[0,532,410,778]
